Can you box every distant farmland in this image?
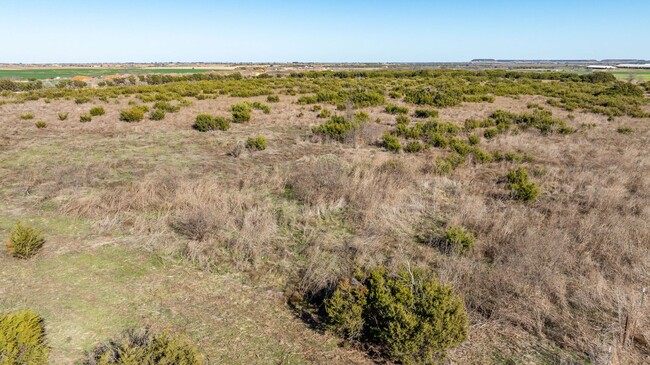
[0,68,227,80]
[573,69,650,81]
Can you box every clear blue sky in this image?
[1,0,648,63]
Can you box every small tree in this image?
[6,222,45,258]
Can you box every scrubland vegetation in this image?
[1,70,648,364]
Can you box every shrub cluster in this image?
[193,114,231,132]
[507,167,540,202]
[414,109,439,118]
[312,115,359,142]
[382,133,402,152]
[442,226,476,254]
[89,106,106,116]
[385,104,409,114]
[246,135,268,151]
[0,310,49,365]
[80,327,204,365]
[6,221,45,258]
[324,266,468,363]
[119,106,147,122]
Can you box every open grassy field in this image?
[1,70,648,364]
[573,69,650,82]
[0,67,228,80]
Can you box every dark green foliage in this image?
[312,115,358,142]
[0,310,49,364]
[35,121,47,129]
[318,109,331,119]
[193,114,231,132]
[471,147,494,163]
[80,327,204,365]
[246,135,268,151]
[507,167,540,202]
[353,111,370,123]
[149,109,166,121]
[442,226,476,254]
[89,106,106,116]
[414,109,439,118]
[325,266,468,364]
[484,128,498,139]
[19,113,34,120]
[385,104,409,114]
[382,133,402,152]
[599,82,643,97]
[57,112,68,121]
[75,96,91,104]
[617,126,633,134]
[80,114,92,123]
[230,103,252,122]
[468,134,480,145]
[267,94,280,103]
[119,107,146,122]
[324,278,367,340]
[449,139,471,156]
[404,87,463,108]
[153,101,180,113]
[404,140,424,153]
[6,222,45,259]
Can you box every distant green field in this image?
[572,69,650,81]
[0,68,227,80]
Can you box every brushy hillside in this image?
[0,70,648,364]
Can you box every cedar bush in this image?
[442,226,476,254]
[617,126,633,134]
[312,115,358,142]
[385,104,409,115]
[230,103,252,123]
[6,222,45,259]
[35,121,47,129]
[79,327,204,365]
[267,95,280,103]
[507,167,540,202]
[382,133,402,152]
[119,107,145,123]
[89,106,106,116]
[80,114,92,123]
[414,109,439,118]
[193,114,231,132]
[153,101,180,113]
[404,140,424,153]
[149,109,166,121]
[57,112,69,121]
[246,135,268,151]
[0,310,49,365]
[468,134,480,145]
[325,266,468,364]
[19,113,35,120]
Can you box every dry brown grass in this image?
[1,88,648,364]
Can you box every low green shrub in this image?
[404,140,424,153]
[75,96,91,104]
[471,147,494,163]
[246,135,268,151]
[89,106,105,116]
[325,266,468,364]
[153,101,180,113]
[414,109,439,118]
[484,128,498,139]
[149,109,166,121]
[385,104,409,114]
[318,109,331,119]
[230,103,252,122]
[119,107,145,122]
[312,115,358,142]
[0,310,49,365]
[468,134,480,145]
[193,114,231,132]
[35,121,47,129]
[6,222,45,259]
[80,327,204,365]
[57,112,68,121]
[617,126,634,134]
[442,226,476,254]
[353,111,370,123]
[80,114,92,123]
[267,95,280,103]
[19,113,35,120]
[507,167,540,202]
[382,133,402,152]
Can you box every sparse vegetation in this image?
[80,114,92,123]
[57,112,68,121]
[19,113,35,120]
[35,120,47,128]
